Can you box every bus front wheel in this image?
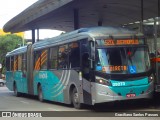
[38,85,44,102]
[72,87,82,109]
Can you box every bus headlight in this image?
[149,74,154,83]
[95,76,111,86]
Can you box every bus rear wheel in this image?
[38,85,44,102]
[72,87,82,109]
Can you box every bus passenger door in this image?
[80,39,92,105]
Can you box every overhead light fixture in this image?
[135,21,140,24]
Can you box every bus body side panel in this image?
[67,70,83,104]
[14,71,25,93]
[82,78,92,105]
[33,69,82,104]
[6,71,14,91]
[91,77,154,104]
[6,71,28,93]
[21,72,28,94]
[33,70,64,102]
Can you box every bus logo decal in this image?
[128,66,136,74]
[52,70,65,89]
[52,64,71,98]
[35,50,47,70]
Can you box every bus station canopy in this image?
[3,0,160,33]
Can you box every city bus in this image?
[5,27,154,109]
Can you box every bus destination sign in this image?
[104,39,139,46]
[97,39,144,46]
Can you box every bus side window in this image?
[41,49,48,70]
[69,42,80,68]
[34,51,41,70]
[49,47,58,69]
[22,53,27,77]
[6,57,10,71]
[14,56,18,71]
[11,56,14,71]
[18,54,22,71]
[58,44,68,69]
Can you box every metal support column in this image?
[32,29,35,44]
[37,29,39,42]
[74,8,79,30]
[154,0,160,91]
[154,17,160,92]
[158,0,160,17]
[154,18,158,82]
[140,0,144,33]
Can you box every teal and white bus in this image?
[6,27,154,109]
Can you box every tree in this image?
[0,34,23,75]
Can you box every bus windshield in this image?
[95,47,150,74]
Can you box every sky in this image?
[0,0,62,39]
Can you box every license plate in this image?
[126,93,136,98]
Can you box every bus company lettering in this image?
[104,39,139,46]
[39,73,48,79]
[102,66,127,72]
[116,39,139,45]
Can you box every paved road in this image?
[0,86,160,120]
[0,86,78,111]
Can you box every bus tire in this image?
[38,85,44,102]
[72,87,82,109]
[13,83,20,97]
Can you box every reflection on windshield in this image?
[95,47,150,74]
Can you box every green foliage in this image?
[0,34,23,73]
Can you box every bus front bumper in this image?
[91,82,154,105]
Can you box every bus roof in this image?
[6,45,28,57]
[6,27,143,56]
[33,27,143,50]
